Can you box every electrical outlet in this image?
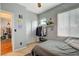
[20,42,22,46]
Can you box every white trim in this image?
[14,40,37,51]
[11,13,15,52]
[0,10,15,52]
[14,46,27,52]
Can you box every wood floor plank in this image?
[1,39,12,55]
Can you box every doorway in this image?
[0,11,13,55]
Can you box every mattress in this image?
[32,40,79,56]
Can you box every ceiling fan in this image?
[37,3,42,8]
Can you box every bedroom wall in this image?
[38,3,79,41]
[1,3,38,51]
[0,3,1,42]
[0,3,1,11]
[25,10,38,44]
[0,4,1,38]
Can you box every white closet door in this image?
[58,12,69,37]
[69,8,79,37]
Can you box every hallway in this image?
[1,39,12,55]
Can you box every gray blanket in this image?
[32,40,79,56]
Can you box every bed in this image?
[31,39,79,56]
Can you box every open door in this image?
[0,11,13,55]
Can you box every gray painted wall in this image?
[0,3,1,41]
[38,3,79,41]
[1,3,38,51]
[24,9,38,44]
[0,3,1,11]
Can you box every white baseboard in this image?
[14,46,27,52]
[14,42,36,52]
[14,38,37,52]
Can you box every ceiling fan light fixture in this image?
[37,3,41,8]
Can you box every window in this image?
[58,8,79,38]
[40,18,47,25]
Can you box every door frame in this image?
[0,10,15,52]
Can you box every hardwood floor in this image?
[2,42,38,56]
[1,39,12,55]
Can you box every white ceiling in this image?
[19,3,61,14]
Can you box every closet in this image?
[58,8,79,37]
